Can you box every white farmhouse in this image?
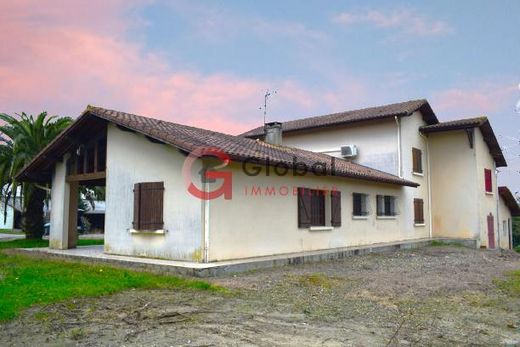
[16,99,519,264]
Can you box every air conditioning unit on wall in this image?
[341,145,358,158]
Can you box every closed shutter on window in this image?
[353,193,361,216]
[297,187,312,228]
[331,190,341,227]
[310,190,325,226]
[414,198,424,224]
[376,195,384,216]
[133,182,164,230]
[484,169,492,192]
[412,148,422,173]
[133,183,141,229]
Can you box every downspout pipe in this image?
[201,165,210,263]
[420,132,433,239]
[203,182,210,263]
[495,168,500,249]
[395,116,403,178]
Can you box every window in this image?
[484,169,492,193]
[376,195,397,217]
[330,190,341,227]
[413,198,424,224]
[412,147,422,174]
[133,182,164,230]
[298,188,341,227]
[310,190,325,226]
[352,193,369,216]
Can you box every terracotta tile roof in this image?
[418,116,486,132]
[419,116,507,167]
[16,106,419,187]
[241,99,437,138]
[498,186,520,216]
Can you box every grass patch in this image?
[0,229,24,235]
[0,252,219,321]
[430,240,463,247]
[0,238,104,249]
[297,273,335,288]
[494,270,520,297]
[514,245,520,254]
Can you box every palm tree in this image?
[0,141,15,225]
[0,112,72,239]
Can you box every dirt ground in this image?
[1,246,519,346]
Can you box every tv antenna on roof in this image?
[260,89,277,127]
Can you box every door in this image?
[487,213,495,249]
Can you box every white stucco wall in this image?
[282,118,399,175]
[0,205,14,229]
[498,197,512,249]
[207,161,428,262]
[474,128,499,248]
[104,124,204,261]
[429,130,479,240]
[281,112,432,241]
[399,112,432,238]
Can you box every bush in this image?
[513,217,520,248]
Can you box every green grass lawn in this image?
[0,239,218,321]
[494,270,520,298]
[0,229,24,235]
[0,238,104,249]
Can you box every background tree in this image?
[0,112,71,239]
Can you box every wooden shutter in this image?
[310,190,325,226]
[414,199,424,224]
[133,182,164,230]
[331,190,341,227]
[412,148,422,173]
[353,193,361,216]
[484,169,492,192]
[384,196,392,216]
[297,188,312,228]
[133,183,141,229]
[376,195,384,216]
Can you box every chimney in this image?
[264,122,283,145]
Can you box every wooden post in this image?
[67,181,79,249]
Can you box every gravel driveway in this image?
[1,245,519,346]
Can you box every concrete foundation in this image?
[17,237,477,277]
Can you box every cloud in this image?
[0,1,368,135]
[431,82,517,117]
[166,1,329,49]
[333,8,452,37]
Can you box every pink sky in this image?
[0,1,517,140]
[0,1,375,134]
